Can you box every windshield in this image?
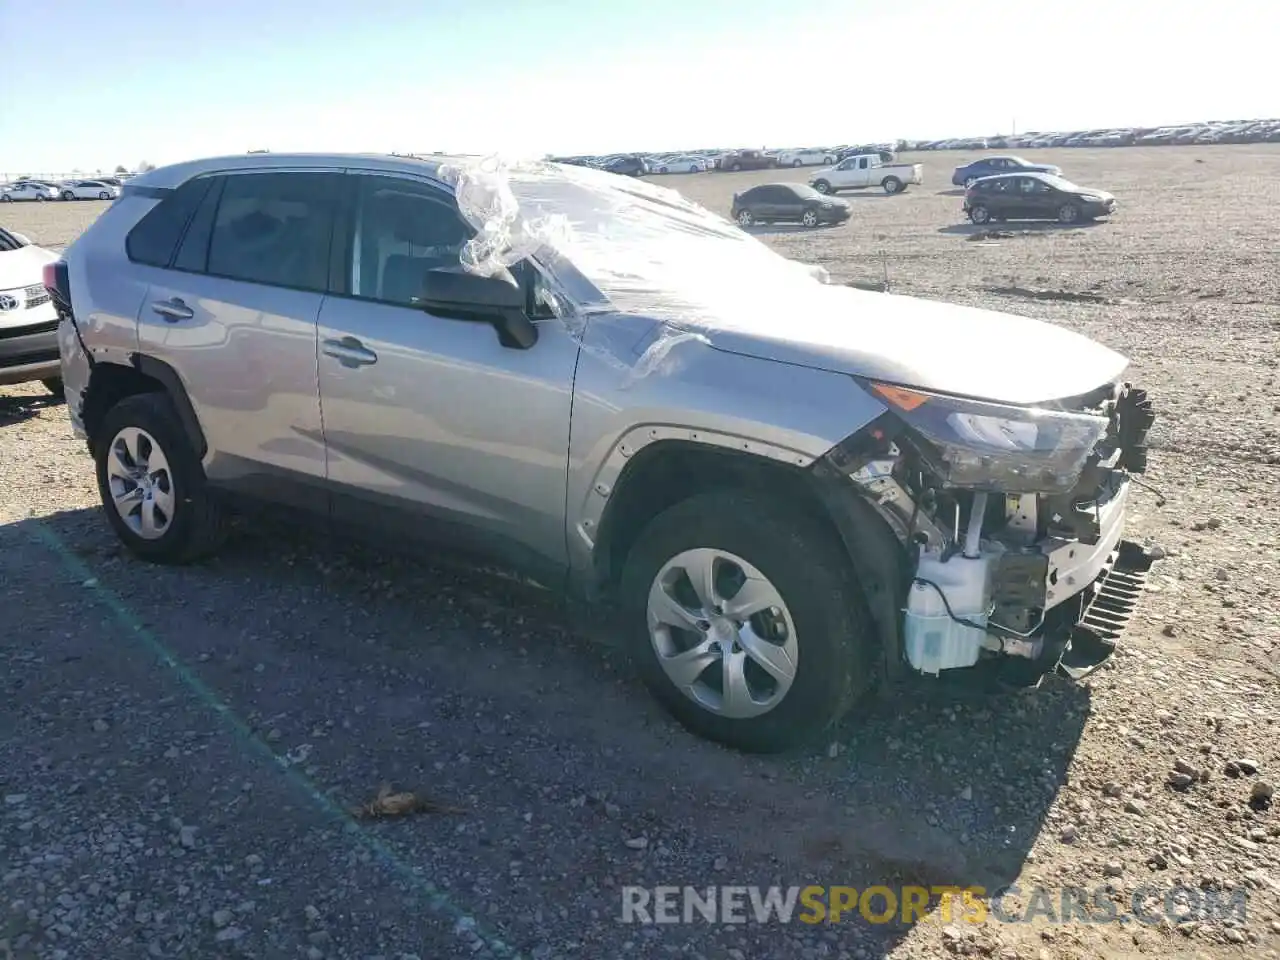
[1038,174,1083,192]
[786,184,826,201]
[441,158,827,324]
[0,227,22,252]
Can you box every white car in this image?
[652,155,708,174]
[58,179,121,201]
[1,181,59,202]
[809,154,924,195]
[0,226,62,392]
[776,149,837,168]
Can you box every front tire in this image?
[736,209,754,227]
[1058,203,1080,224]
[619,491,873,753]
[98,190,110,200]
[812,179,832,194]
[93,393,227,564]
[41,377,64,398]
[801,209,820,227]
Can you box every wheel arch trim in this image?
[573,424,816,557]
[127,352,208,458]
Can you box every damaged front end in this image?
[822,379,1157,686]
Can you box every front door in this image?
[316,171,582,584]
[135,170,337,512]
[1013,177,1056,219]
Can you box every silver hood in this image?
[703,286,1130,406]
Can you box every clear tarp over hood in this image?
[435,155,831,378]
[433,156,1128,402]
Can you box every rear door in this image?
[854,156,873,187]
[314,170,582,582]
[775,186,805,221]
[133,169,337,511]
[753,185,786,219]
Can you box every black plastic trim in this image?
[129,353,208,459]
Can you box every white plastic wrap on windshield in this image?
[435,155,831,380]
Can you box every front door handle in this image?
[322,336,378,368]
[151,297,194,322]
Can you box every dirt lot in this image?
[2,146,1279,960]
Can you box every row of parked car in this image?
[556,143,899,177]
[727,153,1117,231]
[554,115,1280,179]
[912,118,1280,151]
[1,176,128,202]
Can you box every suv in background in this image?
[47,153,1157,753]
[717,149,776,172]
[603,155,648,177]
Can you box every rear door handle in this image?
[322,336,378,368]
[151,297,194,321]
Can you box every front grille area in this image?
[23,284,45,299]
[27,293,51,309]
[0,346,58,368]
[0,320,57,340]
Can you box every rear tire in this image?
[882,177,902,194]
[93,393,227,564]
[619,491,874,753]
[61,190,75,201]
[792,159,803,167]
[969,204,991,224]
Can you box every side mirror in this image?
[419,268,538,350]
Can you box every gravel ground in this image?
[2,146,1278,960]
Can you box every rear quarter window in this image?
[124,178,216,267]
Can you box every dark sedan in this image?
[603,155,648,177]
[731,183,851,228]
[951,155,1062,187]
[963,173,1116,225]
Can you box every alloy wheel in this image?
[646,548,799,719]
[105,426,176,540]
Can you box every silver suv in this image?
[47,153,1158,752]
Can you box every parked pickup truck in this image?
[809,154,923,195]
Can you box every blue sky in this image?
[3,0,1275,174]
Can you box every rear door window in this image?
[205,172,342,292]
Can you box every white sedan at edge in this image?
[58,179,122,201]
[1,181,60,202]
[0,226,64,394]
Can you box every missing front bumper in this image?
[1056,540,1154,680]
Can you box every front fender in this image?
[565,327,887,575]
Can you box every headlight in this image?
[868,383,1110,494]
